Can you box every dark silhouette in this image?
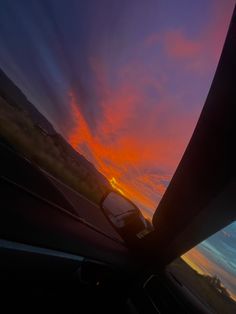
[0,68,111,204]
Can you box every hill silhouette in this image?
[0,68,111,204]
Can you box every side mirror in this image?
[101,191,153,242]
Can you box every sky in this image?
[0,0,234,217]
[0,0,235,300]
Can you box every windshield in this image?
[0,1,234,218]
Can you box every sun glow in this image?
[109,177,125,196]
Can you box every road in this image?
[0,141,123,242]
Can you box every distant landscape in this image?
[0,69,111,205]
[168,258,236,314]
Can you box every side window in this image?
[168,222,236,313]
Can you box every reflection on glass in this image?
[102,192,137,217]
[168,222,236,313]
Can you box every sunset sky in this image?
[0,0,234,216]
[0,0,235,298]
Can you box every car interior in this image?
[0,3,235,314]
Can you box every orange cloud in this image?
[66,87,172,217]
[66,1,234,217]
[65,37,214,216]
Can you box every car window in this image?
[167,222,236,313]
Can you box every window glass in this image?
[0,1,234,217]
[168,222,236,313]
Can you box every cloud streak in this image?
[64,0,234,216]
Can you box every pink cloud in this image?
[163,29,201,58]
[145,1,234,74]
